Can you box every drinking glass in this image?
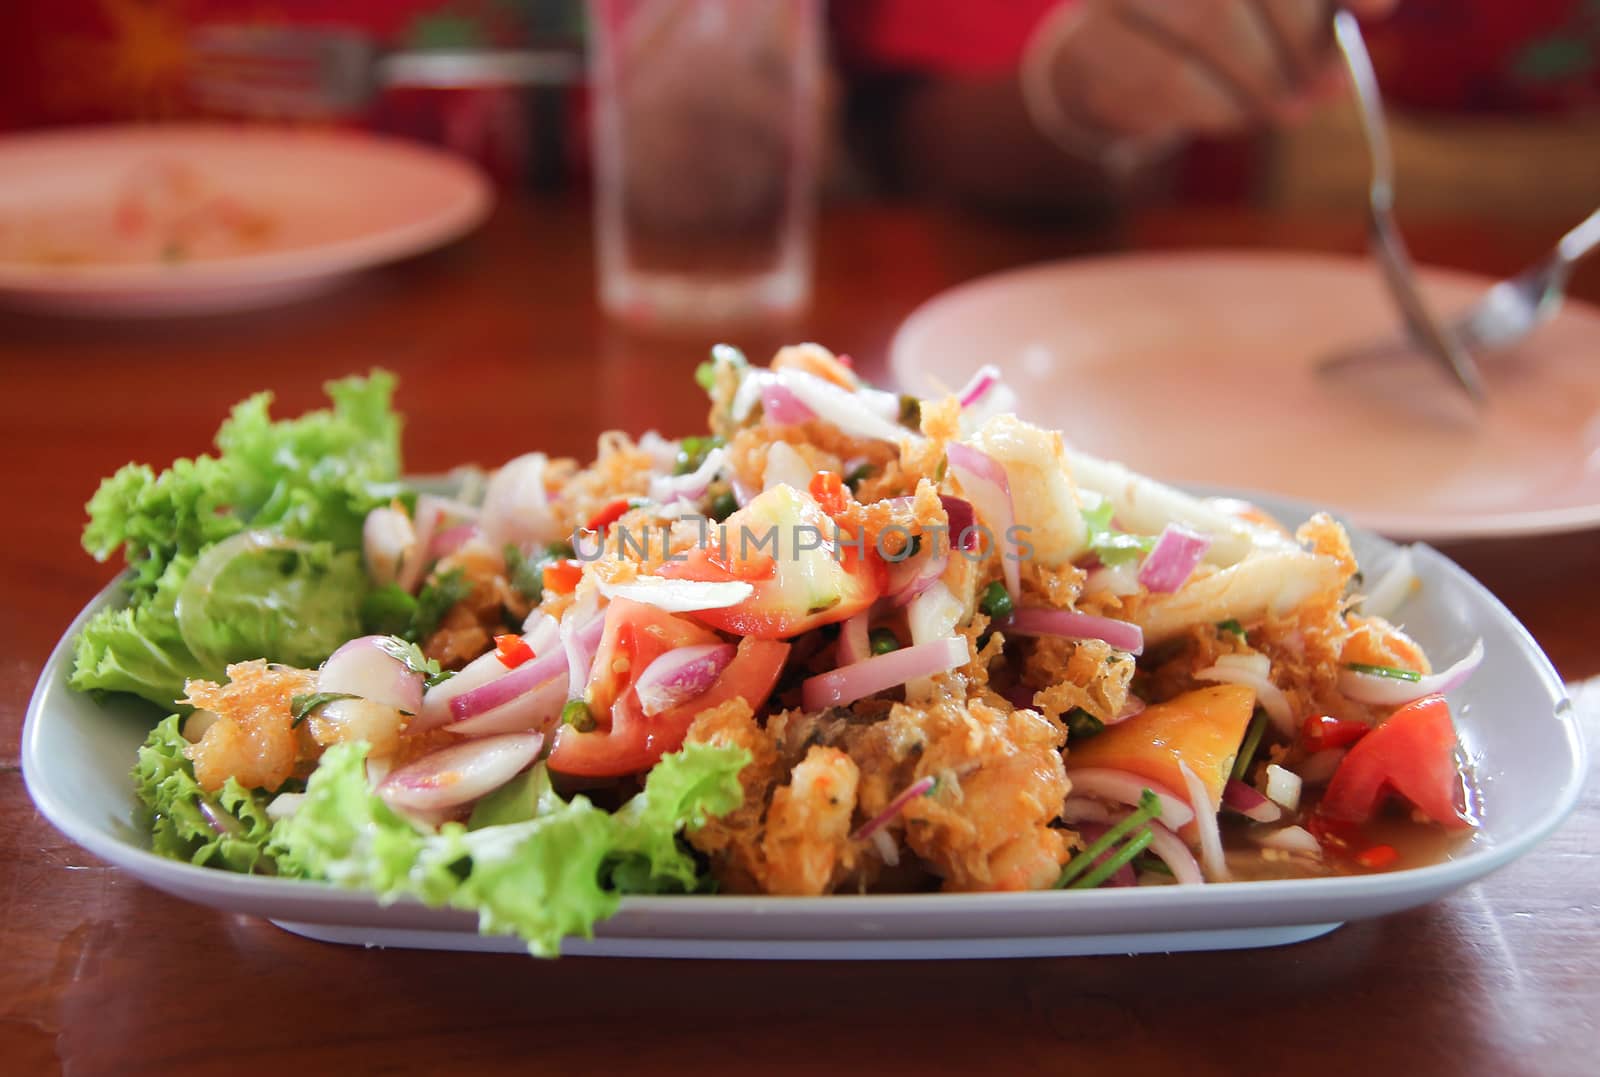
[587,0,823,327]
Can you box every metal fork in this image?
[188,26,583,119]
[1328,10,1487,402]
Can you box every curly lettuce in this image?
[133,715,279,874]
[267,741,750,957]
[73,372,402,709]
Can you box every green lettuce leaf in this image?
[74,372,403,709]
[269,741,750,957]
[132,715,278,874]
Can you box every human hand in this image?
[1023,0,1398,155]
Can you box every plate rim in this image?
[888,248,1600,541]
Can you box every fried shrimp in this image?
[183,659,316,793]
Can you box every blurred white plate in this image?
[0,125,491,316]
[891,251,1600,540]
[21,492,1583,959]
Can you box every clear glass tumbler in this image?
[587,0,823,327]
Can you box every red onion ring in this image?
[996,607,1144,655]
[1222,778,1282,823]
[802,636,969,711]
[634,643,736,716]
[945,442,1020,600]
[1137,524,1212,594]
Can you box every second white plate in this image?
[890,251,1600,540]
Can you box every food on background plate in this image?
[74,346,1482,956]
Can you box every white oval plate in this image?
[890,251,1600,540]
[0,125,491,316]
[22,493,1583,959]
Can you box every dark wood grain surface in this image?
[2,196,1595,1076]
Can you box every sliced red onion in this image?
[480,454,559,551]
[1264,763,1303,812]
[426,523,478,562]
[1360,547,1418,621]
[1222,779,1283,823]
[837,611,871,667]
[318,635,425,714]
[649,446,726,505]
[1298,747,1347,786]
[956,365,1002,408]
[634,643,736,716]
[405,495,480,590]
[562,611,607,702]
[415,649,508,732]
[447,670,568,736]
[870,828,899,866]
[939,496,978,550]
[595,575,752,613]
[1337,638,1484,707]
[1178,759,1230,882]
[1251,825,1322,857]
[760,380,816,426]
[1137,524,1212,594]
[362,506,416,588]
[802,636,968,711]
[851,775,936,842]
[762,441,813,492]
[1060,797,1113,824]
[449,647,569,722]
[1144,819,1206,885]
[1195,657,1294,736]
[774,368,914,444]
[945,442,1020,601]
[1064,767,1194,830]
[996,608,1145,656]
[886,542,950,607]
[378,733,544,813]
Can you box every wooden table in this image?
[3,197,1596,1076]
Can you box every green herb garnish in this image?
[1216,618,1246,638]
[1081,501,1157,568]
[1230,708,1269,783]
[1056,788,1162,889]
[979,580,1014,620]
[708,490,738,522]
[869,628,900,656]
[1344,662,1423,682]
[1064,707,1105,741]
[675,435,725,476]
[290,691,359,727]
[375,636,452,688]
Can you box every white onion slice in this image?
[886,543,950,607]
[1144,819,1205,885]
[1178,760,1230,882]
[1194,660,1294,736]
[837,611,871,667]
[1084,560,1142,598]
[802,637,968,711]
[480,453,559,551]
[1264,763,1303,812]
[997,608,1145,656]
[595,575,752,613]
[562,610,607,702]
[774,368,914,444]
[1360,547,1419,621]
[760,380,816,426]
[1064,767,1195,829]
[1337,638,1484,707]
[870,828,900,867]
[730,368,768,422]
[362,507,416,588]
[649,446,726,504]
[521,610,562,655]
[378,733,544,812]
[945,442,1020,601]
[1137,524,1212,594]
[762,441,813,492]
[318,636,425,715]
[1251,825,1322,857]
[634,643,736,716]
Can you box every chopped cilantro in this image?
[1344,662,1423,682]
[375,636,452,687]
[1081,502,1156,568]
[1064,707,1105,741]
[290,691,358,726]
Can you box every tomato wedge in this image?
[1320,694,1473,829]
[659,484,885,639]
[549,634,790,777]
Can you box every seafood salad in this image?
[72,346,1482,955]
